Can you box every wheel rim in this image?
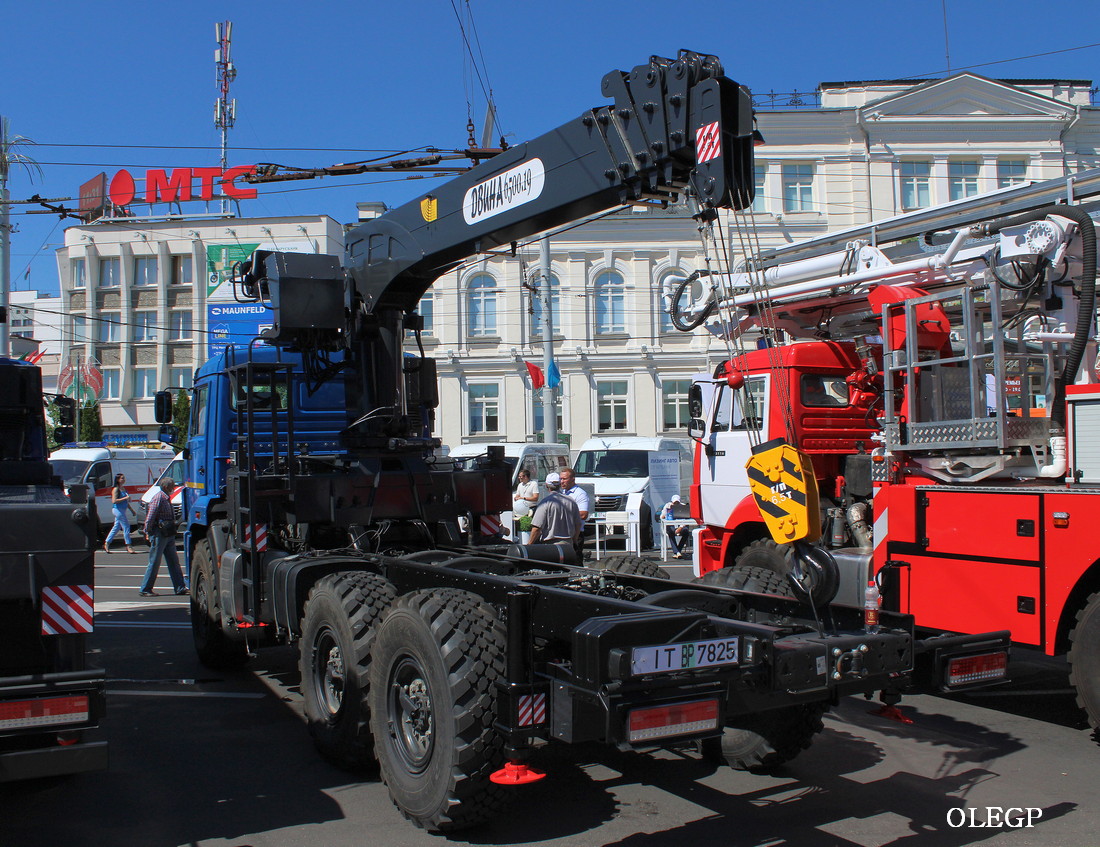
[387,655,434,772]
[312,628,345,717]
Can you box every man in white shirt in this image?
[559,468,589,521]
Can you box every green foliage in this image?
[45,400,61,450]
[171,390,190,451]
[79,404,102,442]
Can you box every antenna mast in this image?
[214,21,237,216]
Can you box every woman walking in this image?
[103,473,136,554]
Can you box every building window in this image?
[99,257,120,288]
[99,312,120,343]
[71,315,88,344]
[467,274,497,337]
[530,274,560,338]
[997,159,1027,188]
[133,310,157,342]
[467,383,500,434]
[133,257,157,287]
[900,161,932,210]
[659,270,694,334]
[594,270,625,335]
[169,310,192,341]
[103,369,120,400]
[169,367,193,390]
[782,163,814,212]
[949,160,980,201]
[662,379,692,430]
[533,392,563,433]
[72,258,86,289]
[171,255,192,286]
[596,380,629,432]
[752,163,766,212]
[406,291,434,338]
[132,367,157,398]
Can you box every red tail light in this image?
[0,695,90,731]
[627,699,720,743]
[946,652,1008,687]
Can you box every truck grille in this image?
[595,495,624,512]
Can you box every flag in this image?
[524,361,545,390]
[546,360,561,389]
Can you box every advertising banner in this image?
[206,240,317,302]
[207,303,272,358]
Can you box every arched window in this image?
[530,274,560,338]
[594,270,625,335]
[467,274,497,337]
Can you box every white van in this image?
[572,436,692,548]
[49,444,175,532]
[140,452,184,525]
[445,442,570,540]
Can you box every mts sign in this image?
[107,166,258,206]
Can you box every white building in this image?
[53,74,1099,448]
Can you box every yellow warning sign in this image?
[420,195,438,222]
[745,438,821,544]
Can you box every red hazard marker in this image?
[490,760,546,785]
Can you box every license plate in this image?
[631,637,739,675]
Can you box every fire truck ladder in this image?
[226,343,296,625]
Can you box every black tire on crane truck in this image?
[1068,589,1100,731]
[369,588,509,832]
[300,572,397,770]
[191,538,250,670]
[696,565,829,769]
[601,553,670,580]
[733,538,840,607]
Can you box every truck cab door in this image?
[695,377,767,530]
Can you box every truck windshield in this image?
[573,450,649,477]
[49,459,90,486]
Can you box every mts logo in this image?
[108,166,258,205]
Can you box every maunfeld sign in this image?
[462,158,545,224]
[107,166,259,206]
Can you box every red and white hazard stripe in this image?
[517,692,547,727]
[41,585,94,635]
[696,121,721,164]
[479,514,503,537]
[242,523,268,552]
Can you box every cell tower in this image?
[214,21,237,216]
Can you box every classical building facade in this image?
[50,74,1098,448]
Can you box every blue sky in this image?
[3,0,1100,297]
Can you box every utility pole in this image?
[214,21,237,216]
[540,236,557,443]
[0,117,41,359]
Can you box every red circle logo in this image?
[108,170,136,206]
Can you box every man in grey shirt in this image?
[529,472,581,546]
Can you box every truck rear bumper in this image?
[0,740,108,782]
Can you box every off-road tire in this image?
[700,702,828,772]
[734,538,839,606]
[369,589,509,832]
[1068,590,1100,730]
[191,537,250,670]
[700,563,792,596]
[601,554,670,580]
[300,572,397,770]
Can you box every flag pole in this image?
[540,236,556,443]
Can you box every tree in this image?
[79,404,102,443]
[171,390,190,451]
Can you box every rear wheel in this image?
[700,703,828,772]
[191,538,250,670]
[369,589,508,832]
[300,572,397,769]
[602,553,670,580]
[1068,591,1100,730]
[700,563,791,595]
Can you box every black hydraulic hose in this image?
[978,204,1096,430]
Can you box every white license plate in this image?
[631,637,739,675]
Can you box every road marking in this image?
[110,689,266,700]
[96,600,188,612]
[97,620,191,629]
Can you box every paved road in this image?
[2,546,1098,847]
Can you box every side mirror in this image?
[54,425,75,445]
[158,424,179,445]
[688,384,704,420]
[154,390,174,423]
[688,418,707,441]
[56,396,77,426]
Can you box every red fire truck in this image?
[675,169,1100,730]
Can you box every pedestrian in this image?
[558,468,590,521]
[528,472,582,552]
[662,494,691,558]
[140,477,187,597]
[103,473,136,554]
[512,467,539,544]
